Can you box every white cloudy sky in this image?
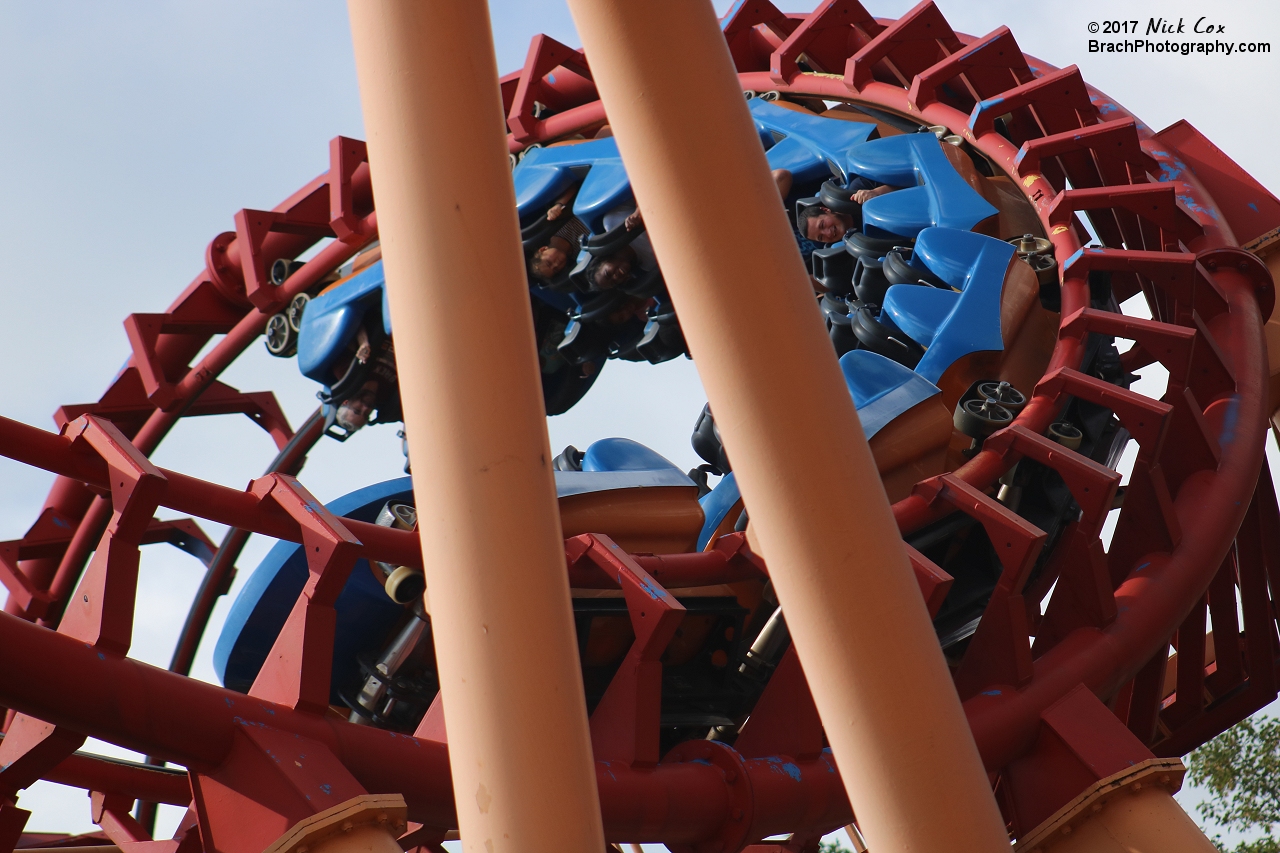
[1,0,1278,840]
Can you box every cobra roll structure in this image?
[3,1,1280,852]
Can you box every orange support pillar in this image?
[563,1,1010,851]
[346,3,605,853]
[1016,760,1218,853]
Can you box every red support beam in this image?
[507,35,595,143]
[906,26,1031,110]
[1015,118,1157,185]
[245,475,363,715]
[845,0,963,92]
[913,474,1045,698]
[583,534,686,767]
[1049,184,1203,249]
[768,0,881,84]
[5,741,194,808]
[733,647,824,762]
[967,65,1097,139]
[0,609,852,844]
[721,0,800,74]
[984,425,1121,654]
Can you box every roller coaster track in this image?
[1,0,1278,847]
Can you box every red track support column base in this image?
[1000,684,1158,837]
[261,794,406,853]
[191,722,398,853]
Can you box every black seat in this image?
[557,316,611,364]
[818,179,862,218]
[844,230,909,260]
[567,220,649,293]
[691,404,731,475]
[819,293,859,357]
[849,302,924,368]
[852,254,891,305]
[636,308,687,364]
[619,265,665,300]
[521,213,562,255]
[794,196,823,230]
[811,244,855,295]
[882,246,949,289]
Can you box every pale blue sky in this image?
[1,0,1277,841]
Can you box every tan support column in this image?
[1015,760,1218,853]
[265,794,407,853]
[563,2,1009,851]
[346,4,605,853]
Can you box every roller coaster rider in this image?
[324,317,401,436]
[795,177,896,244]
[528,185,591,282]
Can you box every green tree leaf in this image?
[1188,716,1280,851]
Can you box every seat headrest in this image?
[795,196,823,223]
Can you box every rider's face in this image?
[339,385,378,429]
[532,245,567,278]
[592,256,634,289]
[805,211,850,243]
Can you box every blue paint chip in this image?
[638,575,667,601]
[1219,394,1241,448]
[721,0,749,28]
